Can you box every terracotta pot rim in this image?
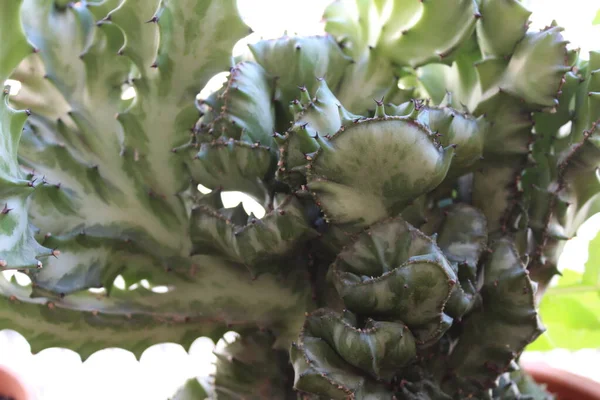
[522,360,600,400]
[0,365,31,400]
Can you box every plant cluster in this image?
[0,0,599,399]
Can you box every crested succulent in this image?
[0,0,598,399]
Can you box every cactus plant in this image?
[0,0,599,399]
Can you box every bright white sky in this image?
[1,1,599,399]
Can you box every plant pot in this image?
[523,361,600,400]
[0,366,30,400]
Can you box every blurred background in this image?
[1,0,599,398]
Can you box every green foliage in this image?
[0,0,598,399]
[584,230,600,286]
[213,330,296,399]
[170,378,207,400]
[528,231,600,351]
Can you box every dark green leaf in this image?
[170,378,207,400]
